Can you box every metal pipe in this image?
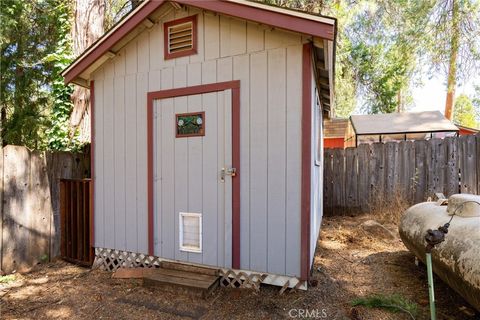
[426,252,436,320]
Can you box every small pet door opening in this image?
[179,212,202,253]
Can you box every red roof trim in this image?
[64,0,335,84]
[178,0,334,40]
[64,1,165,84]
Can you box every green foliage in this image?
[44,2,85,151]
[473,85,480,112]
[1,0,55,148]
[257,0,425,116]
[352,294,418,319]
[105,0,133,30]
[346,1,430,114]
[325,1,357,118]
[454,94,479,129]
[0,274,16,284]
[351,42,413,113]
[425,0,480,83]
[0,0,82,151]
[258,0,479,117]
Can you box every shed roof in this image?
[350,111,459,135]
[62,0,336,87]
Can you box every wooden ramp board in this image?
[143,268,220,298]
[160,261,219,276]
[112,267,157,279]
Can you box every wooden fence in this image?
[0,145,90,273]
[324,134,480,215]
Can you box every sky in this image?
[410,75,479,114]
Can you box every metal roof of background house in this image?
[350,111,459,135]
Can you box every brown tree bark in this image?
[444,0,459,121]
[70,0,105,142]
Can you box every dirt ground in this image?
[1,215,478,320]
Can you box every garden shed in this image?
[62,0,336,289]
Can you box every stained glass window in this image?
[176,112,205,137]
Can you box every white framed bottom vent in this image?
[179,212,202,253]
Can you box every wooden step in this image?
[160,261,219,276]
[143,268,220,298]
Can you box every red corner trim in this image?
[300,43,312,281]
[89,80,95,258]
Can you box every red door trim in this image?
[231,86,241,269]
[300,43,312,281]
[147,80,241,269]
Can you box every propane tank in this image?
[398,194,480,312]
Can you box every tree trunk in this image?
[70,0,105,142]
[444,0,459,121]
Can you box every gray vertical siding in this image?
[92,6,306,277]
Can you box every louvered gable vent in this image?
[164,15,197,59]
[169,22,193,52]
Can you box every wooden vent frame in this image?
[164,15,197,60]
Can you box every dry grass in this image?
[1,214,477,320]
[364,191,412,225]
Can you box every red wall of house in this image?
[459,127,478,136]
[324,137,345,149]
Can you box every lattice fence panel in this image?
[94,248,162,271]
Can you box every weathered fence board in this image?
[324,134,480,215]
[324,149,334,210]
[0,145,90,273]
[445,137,459,196]
[357,144,370,210]
[345,148,358,211]
[459,135,477,194]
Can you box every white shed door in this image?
[153,90,233,268]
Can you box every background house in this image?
[457,124,480,136]
[324,118,348,149]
